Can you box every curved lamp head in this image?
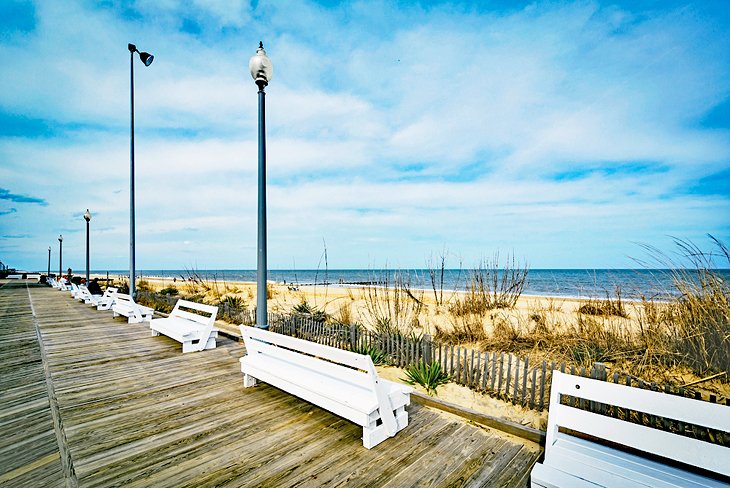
[84,209,91,222]
[48,246,51,252]
[128,43,154,67]
[58,234,63,243]
[139,51,154,66]
[249,41,273,88]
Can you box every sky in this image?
[1,0,729,272]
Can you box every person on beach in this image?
[87,278,102,296]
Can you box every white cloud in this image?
[1,0,729,271]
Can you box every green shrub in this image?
[292,300,327,322]
[223,295,246,310]
[353,343,386,365]
[159,286,178,296]
[403,360,450,395]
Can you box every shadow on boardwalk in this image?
[0,281,540,487]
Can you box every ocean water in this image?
[96,268,730,300]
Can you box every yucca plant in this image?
[403,360,450,395]
[292,300,327,322]
[353,343,386,366]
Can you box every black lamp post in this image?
[84,209,91,282]
[249,41,273,330]
[58,235,63,278]
[47,246,51,277]
[128,43,154,299]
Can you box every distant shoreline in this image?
[79,267,726,300]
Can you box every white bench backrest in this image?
[243,326,373,373]
[171,299,218,327]
[546,371,730,477]
[115,293,134,304]
[103,287,118,298]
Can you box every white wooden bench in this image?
[240,326,412,449]
[531,371,730,487]
[111,293,154,323]
[75,284,101,304]
[149,299,218,353]
[94,287,118,309]
[69,283,82,300]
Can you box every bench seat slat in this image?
[241,358,375,426]
[548,434,725,488]
[241,353,408,414]
[530,462,603,487]
[151,317,218,340]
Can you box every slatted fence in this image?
[137,292,729,418]
[256,313,730,414]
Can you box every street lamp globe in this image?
[58,234,63,243]
[249,42,273,88]
[84,209,91,222]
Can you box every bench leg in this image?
[182,341,195,353]
[151,329,160,337]
[362,421,388,449]
[362,407,409,449]
[203,336,216,350]
[243,373,257,388]
[394,406,408,431]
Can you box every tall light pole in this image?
[249,41,273,330]
[84,209,91,282]
[58,235,63,278]
[47,246,51,277]
[128,42,154,299]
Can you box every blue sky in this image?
[1,0,729,271]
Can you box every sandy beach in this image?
[125,275,639,336]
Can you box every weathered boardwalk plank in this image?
[0,281,66,486]
[0,281,540,487]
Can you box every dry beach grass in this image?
[99,238,729,423]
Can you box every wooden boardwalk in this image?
[0,281,540,487]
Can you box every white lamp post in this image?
[84,209,91,282]
[249,41,273,329]
[58,234,63,278]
